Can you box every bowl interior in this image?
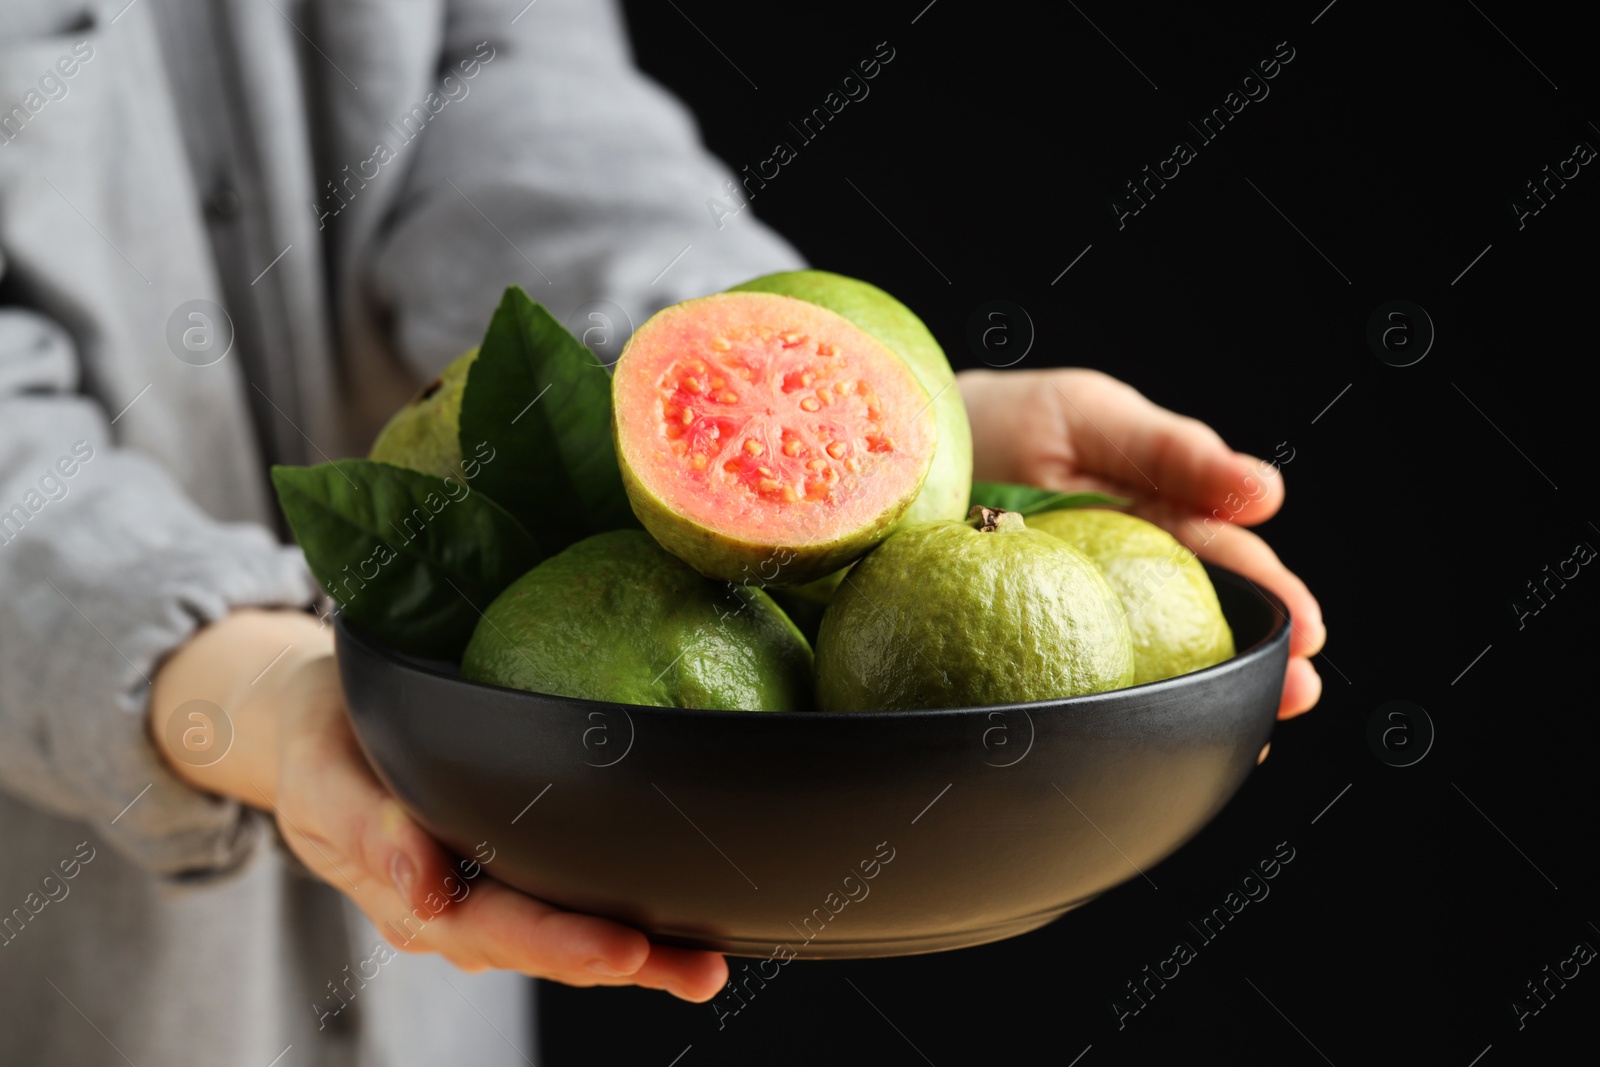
[362,562,1285,712]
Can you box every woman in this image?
[0,0,1321,1062]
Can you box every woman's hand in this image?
[150,609,727,1000]
[958,368,1325,719]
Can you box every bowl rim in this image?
[334,561,1290,722]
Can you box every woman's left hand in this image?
[958,368,1325,720]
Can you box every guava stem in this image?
[969,505,1001,531]
[968,505,1027,533]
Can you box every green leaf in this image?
[271,461,543,659]
[457,286,638,554]
[968,481,1130,516]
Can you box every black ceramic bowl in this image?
[335,564,1287,959]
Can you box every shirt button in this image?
[206,182,242,220]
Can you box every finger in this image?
[340,820,662,985]
[350,833,657,982]
[428,876,653,981]
[1278,657,1322,719]
[429,877,730,997]
[529,943,728,1001]
[628,943,730,1002]
[533,943,728,1001]
[273,661,710,991]
[1051,370,1284,524]
[274,667,456,908]
[1143,514,1325,660]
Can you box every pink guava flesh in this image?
[613,292,936,584]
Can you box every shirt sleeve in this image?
[365,0,806,369]
[0,304,319,881]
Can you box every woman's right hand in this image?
[151,608,728,1001]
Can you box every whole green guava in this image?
[368,347,479,478]
[814,508,1135,712]
[1027,508,1234,684]
[460,529,815,711]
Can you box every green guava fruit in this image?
[368,347,479,477]
[767,560,855,642]
[814,507,1135,712]
[612,291,938,587]
[769,583,832,646]
[730,270,972,526]
[460,529,814,711]
[1027,508,1234,684]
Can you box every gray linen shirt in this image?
[0,0,800,1062]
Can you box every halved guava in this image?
[730,271,974,607]
[613,292,937,586]
[730,271,972,526]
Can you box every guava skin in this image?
[730,271,972,526]
[615,436,919,589]
[769,584,831,646]
[368,348,480,478]
[1027,508,1235,684]
[814,511,1136,712]
[460,529,815,711]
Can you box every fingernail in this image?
[391,853,416,905]
[585,958,630,977]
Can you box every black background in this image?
[541,2,1596,1063]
